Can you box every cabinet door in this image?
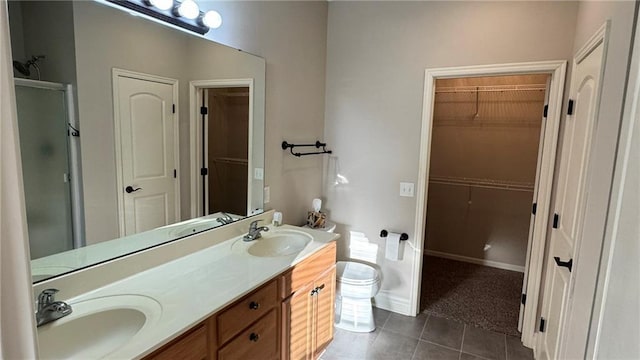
[288,282,314,360]
[314,266,336,356]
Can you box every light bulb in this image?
[177,0,199,20]
[201,10,222,29]
[148,0,173,11]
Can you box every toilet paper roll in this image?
[385,232,402,261]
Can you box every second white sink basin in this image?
[38,294,162,359]
[246,230,313,257]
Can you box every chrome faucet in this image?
[36,289,72,327]
[243,220,269,241]
[216,212,234,225]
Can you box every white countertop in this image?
[57,225,338,359]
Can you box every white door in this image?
[537,36,606,359]
[116,74,179,235]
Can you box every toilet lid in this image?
[337,261,379,285]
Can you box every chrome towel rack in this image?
[282,141,333,157]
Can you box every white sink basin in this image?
[38,294,162,359]
[245,230,313,257]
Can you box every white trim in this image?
[412,60,567,349]
[189,79,254,218]
[112,68,180,236]
[373,292,412,316]
[424,250,525,273]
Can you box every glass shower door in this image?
[15,83,74,259]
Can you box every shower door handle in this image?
[125,186,142,194]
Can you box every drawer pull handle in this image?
[249,332,260,342]
[249,301,260,310]
[317,284,325,292]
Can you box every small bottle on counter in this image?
[272,211,283,227]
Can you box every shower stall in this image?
[14,78,84,259]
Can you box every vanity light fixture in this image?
[107,0,222,35]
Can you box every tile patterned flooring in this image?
[321,308,534,360]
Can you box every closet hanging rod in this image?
[435,84,547,93]
[429,176,534,192]
[282,140,333,157]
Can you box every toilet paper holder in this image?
[380,230,408,241]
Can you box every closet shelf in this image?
[212,157,248,165]
[429,176,534,192]
[435,84,547,93]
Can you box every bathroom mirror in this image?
[8,0,265,282]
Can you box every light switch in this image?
[254,167,264,180]
[400,182,415,197]
[264,186,270,203]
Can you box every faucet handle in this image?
[249,219,262,229]
[38,289,59,308]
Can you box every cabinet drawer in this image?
[283,242,336,296]
[218,309,278,360]
[145,324,207,360]
[217,279,278,345]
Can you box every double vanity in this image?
[33,213,338,359]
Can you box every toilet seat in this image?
[337,261,379,286]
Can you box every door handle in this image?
[125,186,142,193]
[553,257,573,272]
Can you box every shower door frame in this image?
[14,78,85,249]
[412,61,567,348]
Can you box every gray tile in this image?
[383,312,428,339]
[462,326,506,360]
[505,336,533,360]
[323,327,378,359]
[460,352,487,360]
[373,306,391,328]
[413,341,460,360]
[367,330,419,360]
[421,315,465,350]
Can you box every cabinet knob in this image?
[249,332,260,342]
[317,284,325,292]
[249,301,260,310]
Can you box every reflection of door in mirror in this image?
[204,87,250,216]
[14,80,83,259]
[113,70,180,236]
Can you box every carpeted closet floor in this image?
[420,255,523,337]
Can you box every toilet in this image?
[335,261,381,333]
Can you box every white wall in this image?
[324,1,578,313]
[200,1,328,226]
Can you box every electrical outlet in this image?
[400,182,415,197]
[264,186,270,203]
[254,167,264,180]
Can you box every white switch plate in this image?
[254,167,264,180]
[400,182,415,197]
[264,186,270,203]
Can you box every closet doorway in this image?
[422,74,548,337]
[412,61,567,347]
[189,79,254,218]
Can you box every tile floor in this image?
[321,308,534,360]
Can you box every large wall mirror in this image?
[8,0,266,283]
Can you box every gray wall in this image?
[324,1,578,312]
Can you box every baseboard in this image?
[373,292,412,315]
[424,250,525,273]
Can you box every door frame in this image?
[411,61,567,347]
[112,68,180,236]
[189,78,254,218]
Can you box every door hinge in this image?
[521,294,527,305]
[553,213,560,229]
[539,317,546,332]
[567,99,574,115]
[532,202,537,215]
[173,169,177,178]
[201,168,208,176]
[543,104,548,118]
[200,106,208,115]
[172,104,176,114]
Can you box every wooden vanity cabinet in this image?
[282,242,337,360]
[144,242,336,360]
